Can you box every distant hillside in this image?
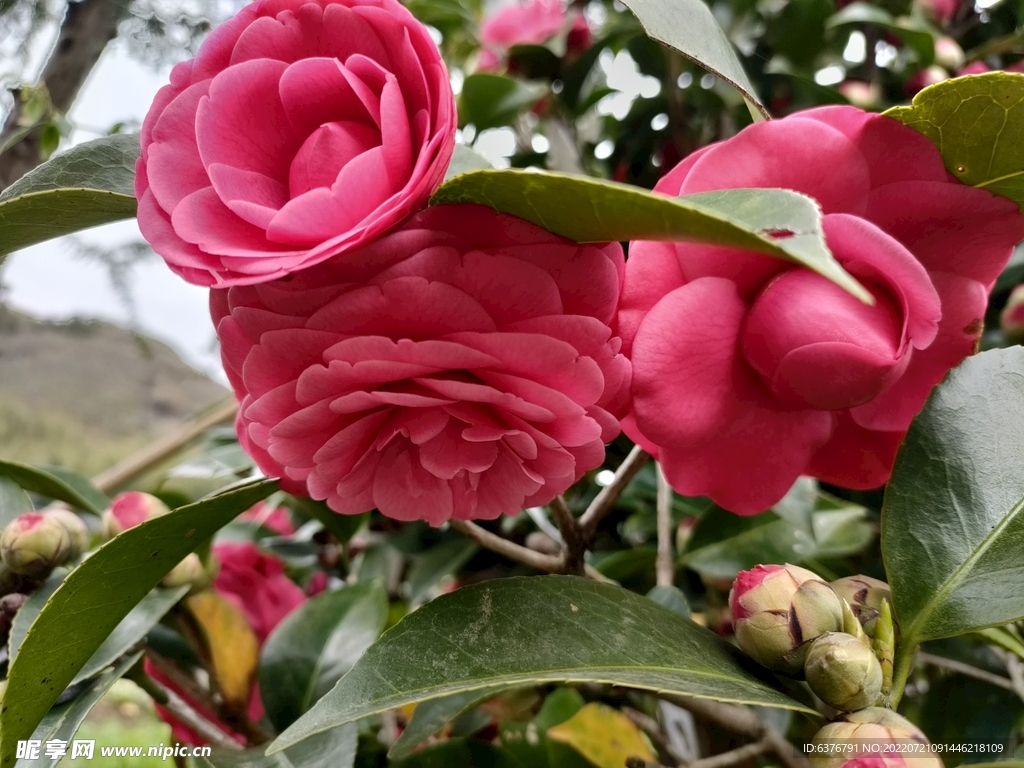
[0,306,228,476]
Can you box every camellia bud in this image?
[809,707,943,768]
[45,509,90,559]
[1000,284,1024,343]
[102,492,170,539]
[161,553,211,591]
[804,631,883,711]
[831,575,891,636]
[837,81,881,110]
[729,564,844,674]
[933,36,965,71]
[0,513,73,576]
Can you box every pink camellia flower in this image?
[149,541,306,745]
[136,0,456,288]
[102,492,170,539]
[213,204,630,525]
[239,500,295,535]
[478,0,591,71]
[619,106,1024,515]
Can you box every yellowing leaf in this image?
[185,590,259,712]
[547,703,656,768]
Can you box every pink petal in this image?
[146,81,211,212]
[278,57,375,138]
[807,413,903,490]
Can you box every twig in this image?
[450,519,610,582]
[549,495,585,576]
[128,662,242,750]
[91,398,239,493]
[663,695,810,768]
[623,707,685,766]
[627,738,773,768]
[578,446,651,541]
[918,652,1019,693]
[655,464,674,587]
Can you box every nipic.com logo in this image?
[16,740,212,761]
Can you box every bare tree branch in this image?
[655,464,674,587]
[918,651,1020,694]
[1,0,134,187]
[549,495,585,576]
[578,445,651,541]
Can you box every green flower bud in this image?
[809,707,942,768]
[1,513,73,576]
[831,575,891,636]
[102,492,170,539]
[161,553,211,591]
[730,564,844,674]
[805,632,882,712]
[45,509,90,558]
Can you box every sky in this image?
[4,45,225,379]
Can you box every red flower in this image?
[619,106,1024,514]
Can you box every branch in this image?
[655,464,674,587]
[623,707,686,767]
[549,495,585,576]
[128,662,242,750]
[0,0,134,187]
[579,445,651,541]
[450,518,610,581]
[918,652,1020,694]
[91,398,238,493]
[663,695,810,768]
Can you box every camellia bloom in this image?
[478,0,590,71]
[619,106,1024,514]
[214,204,630,525]
[136,0,456,287]
[809,708,943,768]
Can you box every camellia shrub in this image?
[2,0,1024,764]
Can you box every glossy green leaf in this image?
[443,144,494,182]
[0,478,32,528]
[885,72,1024,207]
[646,586,691,617]
[270,575,812,752]
[0,460,109,515]
[0,478,277,768]
[0,134,140,257]
[259,581,389,731]
[17,652,142,768]
[883,347,1024,647]
[616,0,767,118]
[459,74,547,131]
[389,689,507,760]
[198,725,357,768]
[431,171,870,302]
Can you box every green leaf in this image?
[431,171,870,303]
[269,575,812,752]
[392,738,524,768]
[288,498,367,544]
[459,74,547,131]
[259,581,389,731]
[0,134,140,257]
[390,689,506,760]
[444,144,494,182]
[883,347,1024,649]
[17,652,143,768]
[0,478,277,768]
[0,460,109,515]
[0,478,32,528]
[616,0,767,118]
[885,72,1024,207]
[407,538,479,604]
[826,4,936,64]
[198,725,358,768]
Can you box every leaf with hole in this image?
[431,171,868,302]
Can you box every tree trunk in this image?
[0,0,133,188]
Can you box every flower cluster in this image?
[137,0,1024,522]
